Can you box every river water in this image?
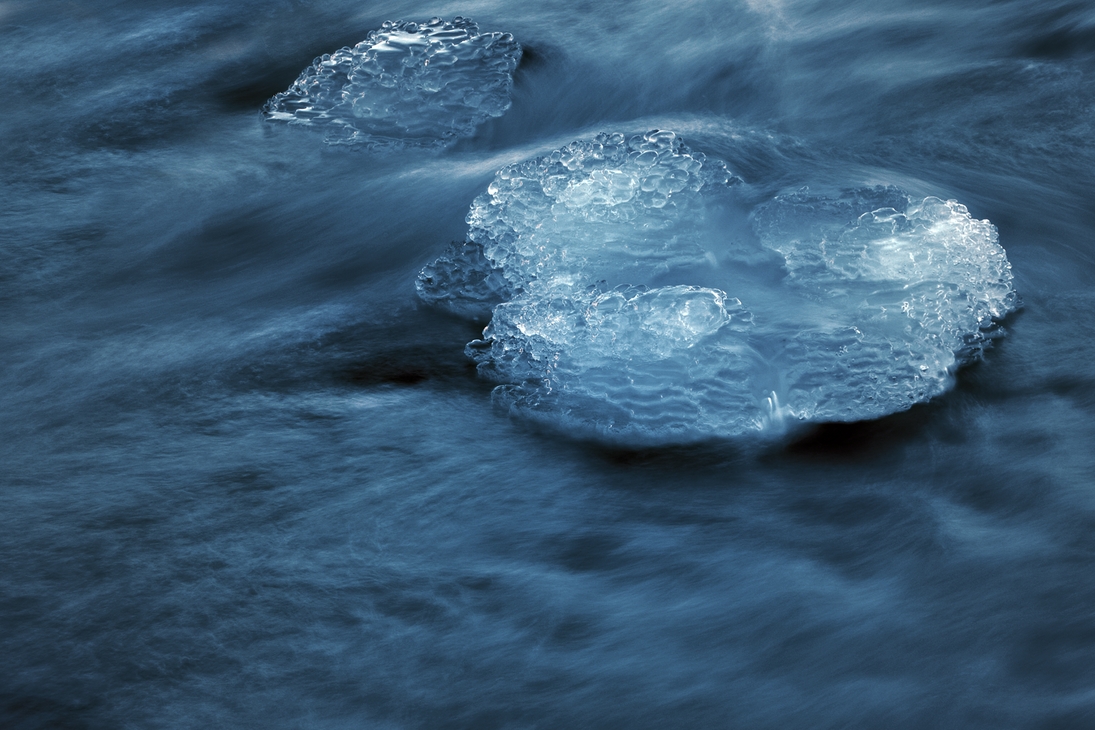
[3,1,1095,727]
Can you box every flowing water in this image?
[3,1,1095,727]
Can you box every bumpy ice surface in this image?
[751,188,1017,423]
[264,17,520,147]
[418,132,1018,441]
[418,131,741,318]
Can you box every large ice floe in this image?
[418,131,1018,442]
[264,17,520,147]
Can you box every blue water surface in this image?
[3,0,1095,727]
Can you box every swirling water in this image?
[2,1,1095,727]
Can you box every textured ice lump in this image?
[264,17,520,147]
[419,132,1017,442]
[753,188,1016,424]
[418,131,741,318]
[466,284,769,440]
[752,187,1017,424]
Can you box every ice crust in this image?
[418,132,1018,441]
[263,18,520,147]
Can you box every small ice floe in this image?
[264,17,520,148]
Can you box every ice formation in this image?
[263,17,520,147]
[751,187,1017,423]
[418,132,1017,441]
[417,130,741,315]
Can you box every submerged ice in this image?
[264,17,520,147]
[419,132,1018,441]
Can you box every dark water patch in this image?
[215,468,283,495]
[458,46,577,150]
[789,492,901,529]
[310,311,487,390]
[152,205,291,280]
[208,23,392,113]
[214,68,304,112]
[1024,26,1095,59]
[75,96,196,151]
[547,614,598,644]
[947,472,1052,517]
[1017,2,1095,59]
[342,343,480,388]
[512,42,551,74]
[781,403,939,460]
[1011,623,1095,688]
[592,439,744,471]
[1039,375,1095,403]
[688,47,780,119]
[860,67,1095,194]
[785,492,945,579]
[0,694,100,730]
[351,366,428,386]
[551,531,630,573]
[372,590,451,625]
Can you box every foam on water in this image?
[419,132,1018,442]
[263,17,520,148]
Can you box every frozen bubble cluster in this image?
[418,131,741,318]
[752,187,1017,425]
[419,132,1018,442]
[264,17,520,147]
